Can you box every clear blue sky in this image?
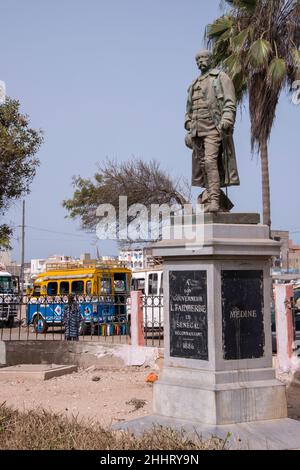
[2,0,299,262]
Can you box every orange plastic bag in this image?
[146,372,158,383]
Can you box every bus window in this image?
[47,282,58,296]
[148,273,158,295]
[71,281,84,295]
[86,280,92,295]
[60,281,69,295]
[101,275,111,294]
[114,273,126,292]
[33,285,41,296]
[0,276,13,294]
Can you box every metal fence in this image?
[0,294,130,344]
[0,293,165,347]
[142,295,164,347]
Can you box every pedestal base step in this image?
[153,370,287,425]
[114,416,300,450]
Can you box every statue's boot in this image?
[204,198,220,213]
[204,161,221,213]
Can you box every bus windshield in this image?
[114,273,126,292]
[0,276,13,294]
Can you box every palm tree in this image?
[206,0,300,228]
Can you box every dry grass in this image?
[0,403,227,450]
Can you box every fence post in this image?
[130,291,145,347]
[274,284,295,371]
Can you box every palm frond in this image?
[249,39,272,68]
[224,0,257,13]
[209,0,300,227]
[291,48,300,66]
[232,72,249,102]
[206,0,300,151]
[267,58,287,86]
[206,16,233,40]
[223,54,242,76]
[231,27,251,51]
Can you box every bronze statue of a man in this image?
[185,49,240,213]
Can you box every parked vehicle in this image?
[132,267,163,296]
[132,267,163,331]
[27,261,131,334]
[0,271,19,327]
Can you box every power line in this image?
[19,225,94,239]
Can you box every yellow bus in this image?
[26,261,131,334]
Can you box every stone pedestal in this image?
[151,215,287,425]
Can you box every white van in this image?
[131,267,163,330]
[0,271,19,327]
[132,267,163,296]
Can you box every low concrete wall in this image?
[0,340,6,366]
[0,340,161,369]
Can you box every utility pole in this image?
[20,200,25,295]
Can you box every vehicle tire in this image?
[33,315,48,334]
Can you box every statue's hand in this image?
[220,120,233,132]
[185,121,191,132]
[185,133,193,150]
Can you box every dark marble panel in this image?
[169,271,208,360]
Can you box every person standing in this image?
[63,294,82,341]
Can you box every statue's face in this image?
[196,54,212,73]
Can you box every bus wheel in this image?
[33,315,48,334]
[90,323,95,336]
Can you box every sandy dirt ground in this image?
[0,366,154,427]
[0,366,299,428]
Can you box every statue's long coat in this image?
[185,69,240,188]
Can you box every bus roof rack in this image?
[45,260,129,271]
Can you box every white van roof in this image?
[132,266,163,274]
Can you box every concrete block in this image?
[3,340,161,370]
[0,341,6,365]
[153,375,287,425]
[0,364,77,381]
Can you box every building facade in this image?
[272,230,300,273]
